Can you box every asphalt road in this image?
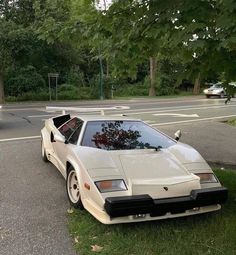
[0,96,236,255]
[0,140,76,255]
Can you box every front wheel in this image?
[66,166,83,209]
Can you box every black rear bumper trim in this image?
[104,187,228,218]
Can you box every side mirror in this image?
[174,130,182,141]
[54,133,66,143]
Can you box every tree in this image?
[0,0,38,103]
[69,0,180,96]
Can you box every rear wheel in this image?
[41,139,49,162]
[66,166,83,209]
[206,95,210,98]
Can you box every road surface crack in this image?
[8,112,33,124]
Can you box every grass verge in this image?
[228,119,236,127]
[113,92,197,100]
[68,169,236,255]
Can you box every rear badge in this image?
[163,187,168,191]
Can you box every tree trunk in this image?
[193,73,201,95]
[149,57,157,96]
[103,0,107,11]
[106,58,109,78]
[0,69,5,104]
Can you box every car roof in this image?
[71,115,140,122]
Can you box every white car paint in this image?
[41,113,227,224]
[203,83,226,98]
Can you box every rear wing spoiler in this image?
[46,106,130,116]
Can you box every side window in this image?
[59,118,83,144]
[69,124,83,144]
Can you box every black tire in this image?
[66,166,84,209]
[41,139,49,162]
[206,95,210,98]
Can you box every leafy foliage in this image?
[2,0,236,102]
[5,65,46,97]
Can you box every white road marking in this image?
[153,113,199,118]
[26,102,236,118]
[151,114,236,126]
[0,136,41,142]
[2,108,43,112]
[144,120,156,124]
[128,98,207,104]
[113,103,236,116]
[28,114,55,118]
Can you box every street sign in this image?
[48,73,59,101]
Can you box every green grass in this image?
[228,119,236,127]
[68,169,236,255]
[113,91,196,100]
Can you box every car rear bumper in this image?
[104,187,228,218]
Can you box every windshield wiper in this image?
[147,145,162,151]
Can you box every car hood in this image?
[76,145,201,198]
[117,150,189,180]
[76,144,200,179]
[167,142,206,164]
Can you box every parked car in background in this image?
[204,82,236,98]
[203,83,226,98]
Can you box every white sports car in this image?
[41,108,227,224]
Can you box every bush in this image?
[156,74,176,96]
[57,90,79,100]
[6,91,49,102]
[58,84,77,92]
[57,86,94,100]
[78,87,94,100]
[65,69,85,87]
[5,66,46,97]
[115,81,149,97]
[89,77,149,98]
[143,74,177,96]
[89,75,113,99]
[6,87,94,101]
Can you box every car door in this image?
[53,117,83,176]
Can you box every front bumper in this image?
[104,187,228,218]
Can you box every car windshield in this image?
[81,120,175,150]
[211,84,222,89]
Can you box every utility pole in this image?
[98,48,104,100]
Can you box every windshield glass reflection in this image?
[82,121,175,150]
